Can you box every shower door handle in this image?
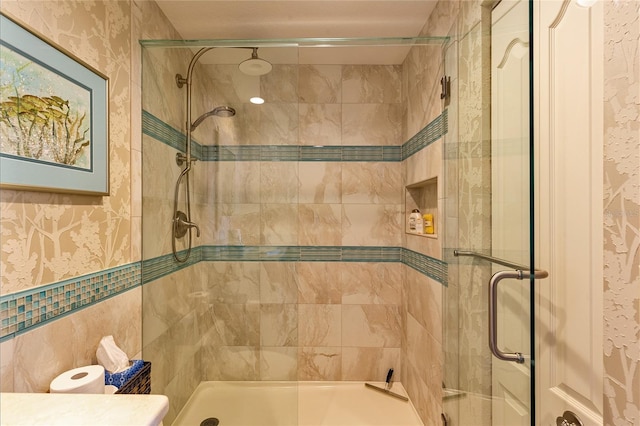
[489,269,549,363]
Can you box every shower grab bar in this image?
[454,250,549,363]
[453,249,528,270]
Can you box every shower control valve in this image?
[174,211,201,238]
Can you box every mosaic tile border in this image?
[142,109,447,162]
[0,263,141,342]
[0,246,446,341]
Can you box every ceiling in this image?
[153,1,440,64]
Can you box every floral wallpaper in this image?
[603,1,639,424]
[0,0,140,394]
[0,0,133,294]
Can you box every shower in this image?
[238,47,272,76]
[171,47,269,263]
[172,47,235,263]
[142,35,452,426]
[190,106,236,130]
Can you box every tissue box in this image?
[105,359,145,389]
[114,361,151,395]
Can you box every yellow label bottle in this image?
[423,213,434,234]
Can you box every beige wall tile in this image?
[342,162,402,204]
[244,103,299,145]
[260,304,298,346]
[341,347,401,381]
[299,104,342,146]
[298,65,342,103]
[298,304,342,347]
[342,104,403,146]
[212,203,261,245]
[206,262,260,304]
[0,339,14,392]
[298,204,342,245]
[297,346,342,380]
[260,347,298,380]
[341,305,401,348]
[213,162,261,204]
[261,204,299,245]
[341,263,402,305]
[260,262,298,303]
[342,204,402,246]
[261,162,299,203]
[262,64,299,102]
[202,346,259,381]
[296,262,342,304]
[342,65,402,104]
[298,162,342,204]
[207,303,260,346]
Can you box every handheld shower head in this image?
[190,106,236,130]
[238,48,273,76]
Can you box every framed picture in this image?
[0,13,109,195]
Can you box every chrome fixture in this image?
[191,106,236,131]
[238,47,272,76]
[172,47,235,263]
[453,250,549,363]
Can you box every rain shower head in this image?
[238,48,273,76]
[190,105,236,130]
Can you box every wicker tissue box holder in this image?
[105,360,151,394]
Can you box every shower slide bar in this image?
[453,250,549,364]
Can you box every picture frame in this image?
[0,13,109,195]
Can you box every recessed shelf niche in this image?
[405,177,438,238]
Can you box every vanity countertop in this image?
[0,392,169,426]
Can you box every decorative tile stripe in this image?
[142,109,447,162]
[142,110,186,153]
[0,263,141,341]
[201,145,402,162]
[140,247,202,285]
[142,245,443,285]
[402,248,448,285]
[342,246,402,262]
[401,109,449,160]
[341,146,402,162]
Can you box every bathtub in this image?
[172,381,423,426]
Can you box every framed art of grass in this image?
[0,13,109,195]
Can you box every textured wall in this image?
[603,1,640,424]
[0,2,133,293]
[0,0,140,393]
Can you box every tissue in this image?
[96,335,130,373]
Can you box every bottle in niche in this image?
[409,209,421,233]
[423,213,434,234]
[415,213,424,234]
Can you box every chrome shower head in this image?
[190,106,236,130]
[238,48,273,76]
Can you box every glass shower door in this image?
[443,0,538,424]
[489,0,534,424]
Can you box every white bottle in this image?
[415,213,424,234]
[409,209,421,233]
